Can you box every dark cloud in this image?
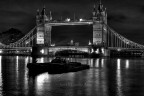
[108,13,127,23]
[140,5,144,13]
[43,0,92,4]
[0,8,34,32]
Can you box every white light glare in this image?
[101,48,104,54]
[0,50,2,53]
[117,48,121,51]
[66,18,70,22]
[40,49,44,54]
[79,18,83,22]
[51,44,55,46]
[95,49,99,54]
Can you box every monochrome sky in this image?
[0,0,144,44]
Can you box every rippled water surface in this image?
[0,56,144,96]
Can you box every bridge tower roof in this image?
[41,6,46,15]
[98,0,104,12]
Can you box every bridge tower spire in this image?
[41,6,49,23]
[36,9,40,26]
[49,11,52,21]
[92,3,96,21]
[92,0,107,46]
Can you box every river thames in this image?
[0,56,144,96]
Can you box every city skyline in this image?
[0,0,144,44]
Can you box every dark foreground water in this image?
[0,56,144,96]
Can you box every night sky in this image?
[0,0,144,45]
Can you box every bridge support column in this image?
[31,46,49,57]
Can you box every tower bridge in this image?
[0,1,144,57]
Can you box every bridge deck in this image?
[46,21,93,26]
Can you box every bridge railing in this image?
[1,26,36,48]
[105,24,144,49]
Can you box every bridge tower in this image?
[92,1,107,47]
[32,7,52,56]
[36,7,52,47]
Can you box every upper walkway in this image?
[47,21,93,26]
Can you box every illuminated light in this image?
[117,59,121,69]
[101,59,104,67]
[40,57,44,63]
[116,59,123,96]
[88,40,92,45]
[16,56,19,68]
[65,18,70,22]
[91,49,94,53]
[95,49,99,54]
[83,49,88,52]
[0,56,2,87]
[17,51,19,53]
[126,60,129,69]
[126,41,129,44]
[16,56,19,85]
[89,59,93,67]
[40,49,44,54]
[103,27,107,31]
[35,57,44,63]
[37,39,44,44]
[101,48,105,54]
[51,43,55,46]
[36,73,50,92]
[117,48,121,51]
[116,69,122,96]
[96,59,99,67]
[24,57,29,90]
[70,40,74,45]
[37,32,44,44]
[25,41,29,44]
[25,57,29,64]
[79,18,83,22]
[0,50,3,53]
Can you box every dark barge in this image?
[27,57,90,75]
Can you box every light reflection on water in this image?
[116,59,123,96]
[0,56,2,95]
[125,60,129,69]
[0,56,144,96]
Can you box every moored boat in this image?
[27,57,90,75]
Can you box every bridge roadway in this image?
[0,46,91,56]
[0,46,144,57]
[0,47,32,56]
[108,47,144,57]
[0,46,90,51]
